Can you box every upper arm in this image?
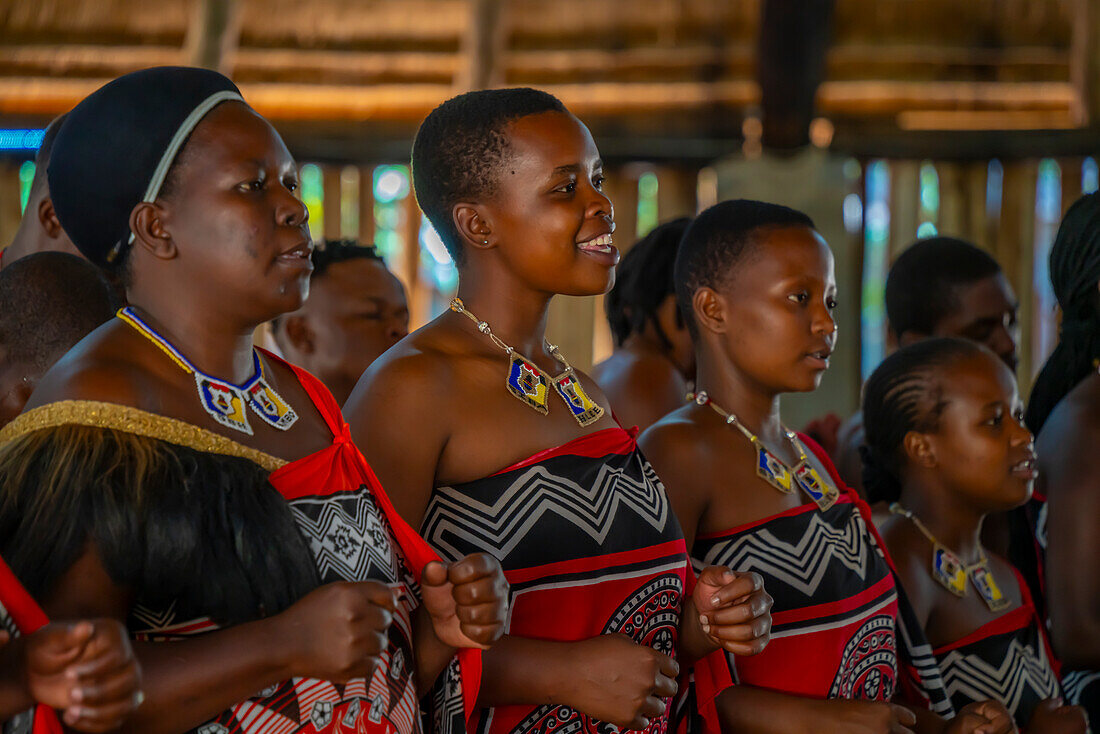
[41,545,132,622]
[344,352,451,529]
[639,421,709,550]
[1037,408,1100,662]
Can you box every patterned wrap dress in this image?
[420,426,691,734]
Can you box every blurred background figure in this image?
[834,237,1019,497]
[273,239,408,405]
[0,115,81,270]
[592,218,694,431]
[0,251,119,428]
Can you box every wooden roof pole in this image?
[456,0,505,92]
[185,0,242,76]
[1071,0,1100,126]
[757,0,835,151]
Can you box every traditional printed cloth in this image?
[421,426,690,734]
[0,355,479,734]
[928,567,1062,729]
[687,436,952,734]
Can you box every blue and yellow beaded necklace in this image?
[117,306,297,436]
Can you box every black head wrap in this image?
[1026,192,1100,434]
[47,66,243,269]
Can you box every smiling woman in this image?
[0,66,508,734]
[345,88,774,734]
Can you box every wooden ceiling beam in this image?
[185,0,242,75]
[0,77,1078,122]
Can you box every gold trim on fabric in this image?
[0,401,286,471]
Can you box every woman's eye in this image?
[788,292,808,304]
[827,299,838,310]
[557,181,577,194]
[593,175,606,190]
[284,179,299,192]
[239,179,263,192]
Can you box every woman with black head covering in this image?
[1024,191,1100,723]
[0,67,506,733]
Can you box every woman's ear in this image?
[692,287,728,336]
[903,430,937,469]
[452,203,494,252]
[129,202,177,261]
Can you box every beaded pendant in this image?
[552,372,604,427]
[793,461,841,511]
[507,353,551,415]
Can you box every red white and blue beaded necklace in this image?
[117,306,298,436]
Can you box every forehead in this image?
[179,101,294,170]
[725,226,834,292]
[503,111,600,172]
[943,273,1016,324]
[940,353,1018,406]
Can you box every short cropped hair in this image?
[0,251,119,369]
[885,237,1003,339]
[674,199,815,337]
[411,88,567,266]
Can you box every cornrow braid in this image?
[861,338,987,504]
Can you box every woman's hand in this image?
[565,634,678,729]
[24,620,142,733]
[695,567,773,656]
[274,581,396,682]
[421,553,509,649]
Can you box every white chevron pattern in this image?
[290,490,400,584]
[423,460,668,562]
[697,509,872,598]
[939,637,1059,716]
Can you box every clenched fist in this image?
[421,553,509,649]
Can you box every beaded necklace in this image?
[889,502,1009,612]
[118,307,297,436]
[450,297,603,427]
[689,390,839,511]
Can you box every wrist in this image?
[0,637,35,717]
[544,638,588,708]
[256,613,299,681]
[680,599,718,665]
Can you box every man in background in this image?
[273,240,409,405]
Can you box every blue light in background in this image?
[0,129,46,151]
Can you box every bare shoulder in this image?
[877,514,937,625]
[25,320,164,413]
[345,324,459,423]
[1036,374,1100,496]
[640,407,710,471]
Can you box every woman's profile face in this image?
[150,101,312,321]
[475,110,618,297]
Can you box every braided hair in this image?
[605,218,691,348]
[861,338,988,504]
[1025,192,1100,434]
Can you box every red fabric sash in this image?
[266,351,483,727]
[0,556,62,734]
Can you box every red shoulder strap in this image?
[0,557,63,734]
[258,348,345,437]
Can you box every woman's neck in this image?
[454,277,553,359]
[899,480,985,564]
[693,350,783,443]
[127,300,258,384]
